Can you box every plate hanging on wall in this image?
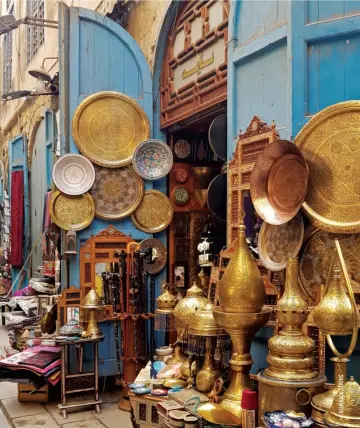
[208,113,227,161]
[258,213,304,271]
[52,154,95,196]
[72,91,150,168]
[294,100,360,233]
[49,191,95,231]
[132,139,173,180]
[207,173,227,221]
[250,140,309,225]
[139,238,167,274]
[90,165,144,220]
[131,190,173,233]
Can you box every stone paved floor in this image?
[0,326,132,428]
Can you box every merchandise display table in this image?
[56,335,104,419]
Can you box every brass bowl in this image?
[197,402,241,426]
[250,140,309,225]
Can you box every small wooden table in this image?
[56,335,104,419]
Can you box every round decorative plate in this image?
[294,101,360,233]
[49,191,95,231]
[174,168,189,184]
[52,154,95,196]
[132,139,173,180]
[208,114,227,160]
[250,140,309,225]
[258,213,304,271]
[172,187,189,206]
[207,173,227,221]
[174,139,191,158]
[72,91,150,168]
[90,165,144,220]
[131,190,173,233]
[299,228,360,303]
[139,238,167,274]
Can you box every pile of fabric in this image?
[0,345,61,388]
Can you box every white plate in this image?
[52,154,95,195]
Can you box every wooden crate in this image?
[17,383,49,402]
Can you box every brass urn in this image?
[218,214,265,313]
[313,267,358,335]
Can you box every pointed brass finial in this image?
[239,211,246,232]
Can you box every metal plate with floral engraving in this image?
[72,91,150,168]
[90,165,144,220]
[294,101,360,233]
[132,139,173,180]
[52,154,95,196]
[139,238,167,274]
[131,190,173,233]
[49,191,95,231]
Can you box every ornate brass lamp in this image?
[188,302,229,393]
[82,289,103,338]
[257,257,326,423]
[155,283,177,332]
[212,213,271,419]
[170,282,207,374]
[311,239,360,427]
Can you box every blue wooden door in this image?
[8,135,29,288]
[59,6,153,376]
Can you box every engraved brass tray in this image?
[90,165,144,220]
[72,91,150,168]
[258,213,304,271]
[139,238,167,274]
[299,228,360,303]
[294,101,360,233]
[49,191,95,231]
[250,140,309,225]
[131,190,173,233]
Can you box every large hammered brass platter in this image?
[72,91,150,168]
[294,101,360,233]
[49,191,95,231]
[90,165,144,220]
[131,190,173,233]
[299,228,360,303]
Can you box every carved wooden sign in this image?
[227,116,279,245]
[160,0,229,128]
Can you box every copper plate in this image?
[72,91,150,168]
[258,213,304,271]
[131,190,173,233]
[90,165,144,220]
[294,101,360,233]
[299,228,360,303]
[250,140,309,225]
[139,238,167,274]
[49,191,95,231]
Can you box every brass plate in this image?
[72,91,150,168]
[50,191,95,231]
[294,101,360,233]
[250,140,309,225]
[139,238,167,274]
[299,228,360,303]
[258,213,304,271]
[131,190,173,233]
[90,165,144,220]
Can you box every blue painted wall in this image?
[229,0,360,379]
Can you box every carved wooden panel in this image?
[160,0,229,128]
[227,116,279,246]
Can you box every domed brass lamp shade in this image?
[82,288,103,338]
[173,282,207,331]
[324,376,360,428]
[155,283,176,331]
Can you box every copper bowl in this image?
[250,140,309,225]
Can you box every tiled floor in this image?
[0,326,132,427]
